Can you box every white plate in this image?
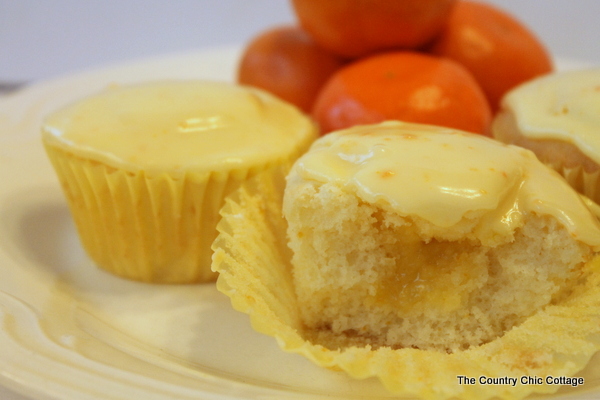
[0,47,598,400]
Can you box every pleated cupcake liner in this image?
[553,162,600,207]
[44,143,294,283]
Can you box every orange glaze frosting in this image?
[290,121,600,248]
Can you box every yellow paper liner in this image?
[45,143,295,283]
[552,162,600,206]
[212,169,600,399]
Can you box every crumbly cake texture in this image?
[212,170,600,400]
[284,179,591,353]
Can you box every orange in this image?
[312,52,492,135]
[291,0,457,58]
[428,0,553,111]
[237,25,345,113]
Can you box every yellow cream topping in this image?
[42,80,316,177]
[291,121,600,247]
[502,68,600,163]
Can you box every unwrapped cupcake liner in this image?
[44,144,292,283]
[212,169,600,399]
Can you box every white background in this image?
[2,0,600,84]
[1,1,600,399]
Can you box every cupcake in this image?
[42,80,317,283]
[213,121,600,399]
[492,68,600,203]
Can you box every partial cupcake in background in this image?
[493,68,600,204]
[212,121,600,399]
[42,80,317,283]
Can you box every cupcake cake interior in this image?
[283,122,599,352]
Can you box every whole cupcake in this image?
[42,80,317,283]
[492,68,600,203]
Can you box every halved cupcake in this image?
[213,121,600,399]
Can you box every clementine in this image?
[312,52,492,135]
[237,25,345,113]
[291,0,457,58]
[428,0,553,111]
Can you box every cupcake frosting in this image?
[500,68,600,163]
[291,121,600,247]
[42,80,317,177]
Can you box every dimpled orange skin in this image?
[291,0,458,59]
[428,0,553,111]
[237,25,345,113]
[312,52,493,136]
